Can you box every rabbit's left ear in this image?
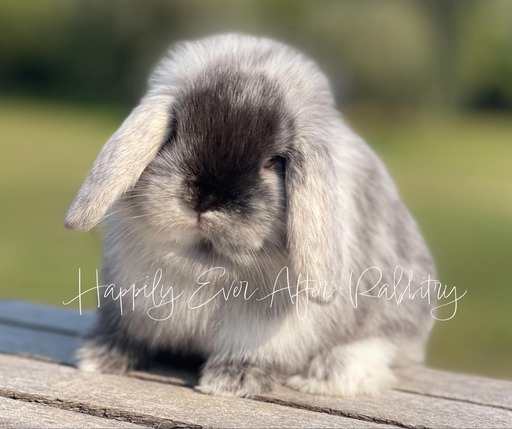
[285,136,344,305]
[65,94,173,231]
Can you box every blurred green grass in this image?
[1,97,511,380]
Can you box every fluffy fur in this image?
[66,34,436,397]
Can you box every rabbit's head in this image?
[66,35,343,298]
[130,69,293,258]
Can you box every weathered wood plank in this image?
[2,300,512,426]
[258,387,512,429]
[0,355,393,428]
[0,300,93,336]
[5,363,510,429]
[396,366,512,410]
[0,323,81,365]
[0,396,146,428]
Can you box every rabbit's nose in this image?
[194,192,218,213]
[192,173,232,213]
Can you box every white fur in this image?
[287,338,397,396]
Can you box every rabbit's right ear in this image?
[284,132,345,306]
[65,94,174,231]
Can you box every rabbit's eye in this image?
[263,158,276,169]
[263,156,285,170]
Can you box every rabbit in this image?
[65,34,436,398]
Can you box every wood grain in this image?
[2,300,512,428]
[0,354,393,428]
[0,396,145,428]
[396,365,512,410]
[258,386,512,429]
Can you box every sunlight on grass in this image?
[1,97,511,379]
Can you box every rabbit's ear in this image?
[65,94,174,231]
[285,137,344,305]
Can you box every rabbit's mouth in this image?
[196,238,214,254]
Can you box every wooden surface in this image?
[0,300,511,428]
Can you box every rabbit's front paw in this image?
[196,359,281,398]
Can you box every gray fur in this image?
[66,34,436,397]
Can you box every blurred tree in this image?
[456,0,512,109]
[421,0,461,107]
[0,0,510,110]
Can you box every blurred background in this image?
[0,0,511,379]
